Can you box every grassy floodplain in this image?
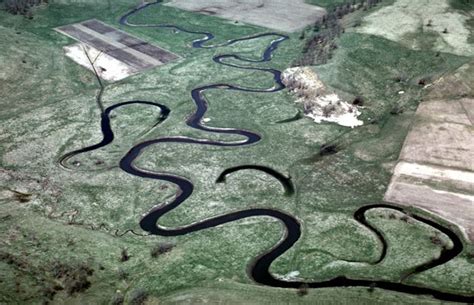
[0,0,473,304]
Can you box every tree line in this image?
[3,0,47,16]
[292,0,383,67]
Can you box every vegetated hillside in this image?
[353,0,474,56]
[0,0,473,304]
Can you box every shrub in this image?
[4,0,46,16]
[64,272,91,295]
[319,144,339,156]
[129,288,148,305]
[418,78,428,86]
[322,104,336,117]
[297,283,309,296]
[466,251,474,262]
[352,96,364,106]
[111,293,125,305]
[150,243,175,258]
[390,104,404,115]
[50,261,94,295]
[120,248,130,262]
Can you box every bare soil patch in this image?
[385,98,474,241]
[165,0,326,32]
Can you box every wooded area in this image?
[3,0,47,16]
[293,0,383,67]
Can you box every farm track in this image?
[59,1,474,302]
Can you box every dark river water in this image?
[59,1,473,302]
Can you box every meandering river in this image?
[60,1,473,302]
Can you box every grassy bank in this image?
[0,0,473,304]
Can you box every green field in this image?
[0,0,473,304]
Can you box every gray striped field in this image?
[56,19,179,79]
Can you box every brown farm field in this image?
[165,0,327,32]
